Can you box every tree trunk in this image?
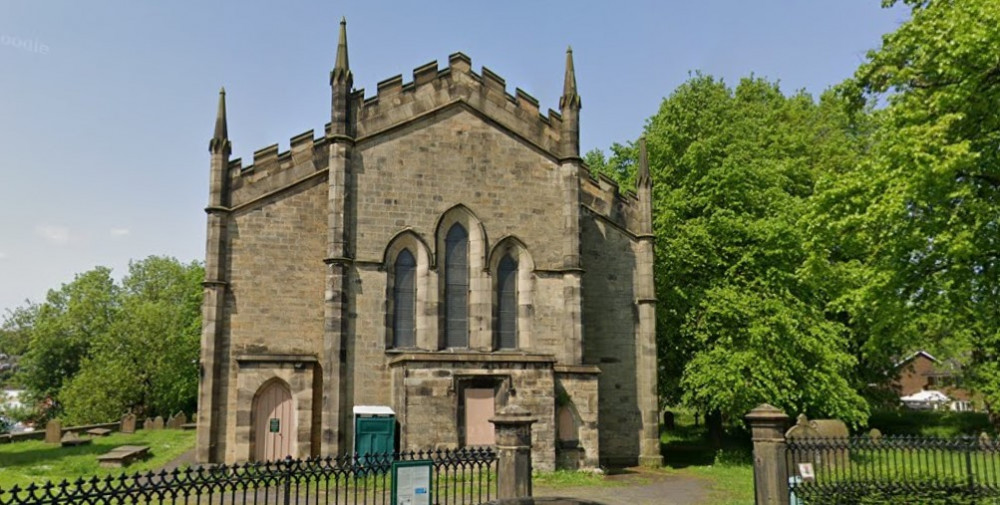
[707,409,724,449]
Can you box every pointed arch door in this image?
[252,380,295,461]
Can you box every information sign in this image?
[391,460,432,505]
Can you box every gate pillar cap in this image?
[745,404,789,442]
[745,404,788,422]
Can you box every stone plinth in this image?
[490,405,536,500]
[746,404,790,505]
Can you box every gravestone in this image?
[662,411,675,430]
[152,416,165,429]
[143,417,154,430]
[45,419,62,444]
[166,412,187,429]
[61,431,92,447]
[786,414,822,470]
[121,413,137,434]
[812,419,849,439]
[786,414,848,468]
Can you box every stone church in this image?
[196,20,661,470]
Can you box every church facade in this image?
[196,20,661,470]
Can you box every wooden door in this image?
[253,381,294,461]
[464,388,495,446]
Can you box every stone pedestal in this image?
[490,404,536,500]
[746,404,790,505]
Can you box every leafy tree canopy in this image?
[7,257,203,424]
[817,0,1000,409]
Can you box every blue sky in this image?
[0,1,908,314]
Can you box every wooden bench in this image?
[86,428,112,437]
[97,445,150,468]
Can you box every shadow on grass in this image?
[658,412,752,469]
[1,439,123,468]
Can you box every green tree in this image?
[17,267,119,410]
[60,257,203,424]
[592,75,870,428]
[584,142,636,189]
[816,0,1000,411]
[0,303,37,356]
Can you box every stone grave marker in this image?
[121,413,137,434]
[152,416,165,429]
[812,419,849,439]
[167,412,187,429]
[45,419,62,444]
[662,411,675,430]
[61,431,92,447]
[143,417,155,430]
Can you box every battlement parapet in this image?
[353,52,564,156]
[226,130,329,207]
[579,167,641,234]
[222,51,569,205]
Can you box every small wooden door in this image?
[464,388,495,446]
[253,381,294,461]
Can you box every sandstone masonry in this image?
[196,19,661,470]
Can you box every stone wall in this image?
[216,176,328,463]
[231,359,320,462]
[555,367,600,468]
[580,210,642,466]
[389,354,557,471]
[202,40,655,468]
[352,108,565,270]
[225,178,327,358]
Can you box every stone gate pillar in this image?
[746,404,791,505]
[490,404,536,500]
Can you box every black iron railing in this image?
[786,435,1000,503]
[0,448,497,505]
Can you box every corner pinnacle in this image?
[331,17,351,83]
[638,136,651,188]
[213,87,228,141]
[559,45,580,110]
[210,87,230,153]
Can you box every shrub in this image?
[867,410,994,437]
[796,481,990,505]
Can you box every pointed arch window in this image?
[444,224,469,348]
[495,254,518,349]
[392,249,417,348]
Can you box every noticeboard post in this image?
[391,460,432,505]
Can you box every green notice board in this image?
[391,460,432,505]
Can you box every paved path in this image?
[533,467,710,505]
[161,448,197,471]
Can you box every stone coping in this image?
[552,364,601,375]
[388,351,557,367]
[234,353,319,364]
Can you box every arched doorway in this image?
[252,379,295,461]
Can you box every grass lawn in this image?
[659,408,755,505]
[666,464,754,505]
[534,408,756,504]
[0,429,195,491]
[533,469,627,489]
